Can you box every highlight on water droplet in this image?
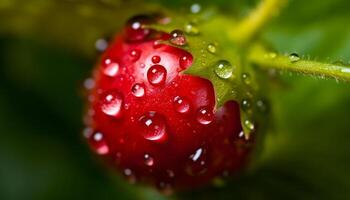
[89,132,109,155]
[139,111,167,142]
[144,154,154,166]
[95,38,108,52]
[100,90,123,117]
[169,30,187,46]
[103,58,119,77]
[256,99,268,113]
[244,119,255,131]
[184,22,199,35]
[84,78,95,90]
[207,43,216,54]
[186,147,207,176]
[241,73,251,85]
[123,168,136,184]
[190,3,201,13]
[131,83,145,97]
[130,49,141,61]
[196,106,214,125]
[173,96,190,114]
[147,65,167,85]
[241,99,251,111]
[214,60,233,79]
[289,53,300,63]
[264,52,277,59]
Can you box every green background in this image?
[1,0,350,199]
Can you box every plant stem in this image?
[229,0,288,45]
[249,45,350,82]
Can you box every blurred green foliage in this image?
[1,0,350,199]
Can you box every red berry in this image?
[84,16,254,192]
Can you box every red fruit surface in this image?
[84,16,253,191]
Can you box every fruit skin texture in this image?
[84,17,254,191]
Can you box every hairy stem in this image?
[229,0,288,45]
[249,45,350,81]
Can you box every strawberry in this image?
[84,14,255,192]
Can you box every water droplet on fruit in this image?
[125,15,152,42]
[131,83,145,97]
[186,147,207,176]
[289,53,300,63]
[190,3,201,13]
[147,65,167,85]
[95,38,108,52]
[184,22,199,35]
[170,30,187,46]
[144,154,154,166]
[90,132,109,155]
[196,107,214,125]
[244,119,255,131]
[139,111,167,141]
[207,43,217,54]
[151,55,161,64]
[242,73,251,85]
[103,59,119,77]
[179,55,192,69]
[173,96,190,114]
[100,90,123,117]
[130,49,141,61]
[214,60,233,79]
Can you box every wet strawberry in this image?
[83,15,254,192]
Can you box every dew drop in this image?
[241,73,251,85]
[130,49,141,61]
[151,55,161,64]
[124,168,132,176]
[139,111,167,141]
[147,65,167,85]
[89,132,109,155]
[265,52,277,59]
[95,38,108,52]
[131,83,145,97]
[196,107,214,125]
[83,127,93,138]
[100,90,123,117]
[190,3,201,13]
[214,60,233,79]
[84,78,95,90]
[144,154,154,166]
[241,99,251,111]
[244,119,255,131]
[184,22,199,35]
[289,53,300,63]
[256,99,268,113]
[186,147,207,176]
[103,59,119,77]
[173,96,190,114]
[207,43,217,54]
[170,30,187,46]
